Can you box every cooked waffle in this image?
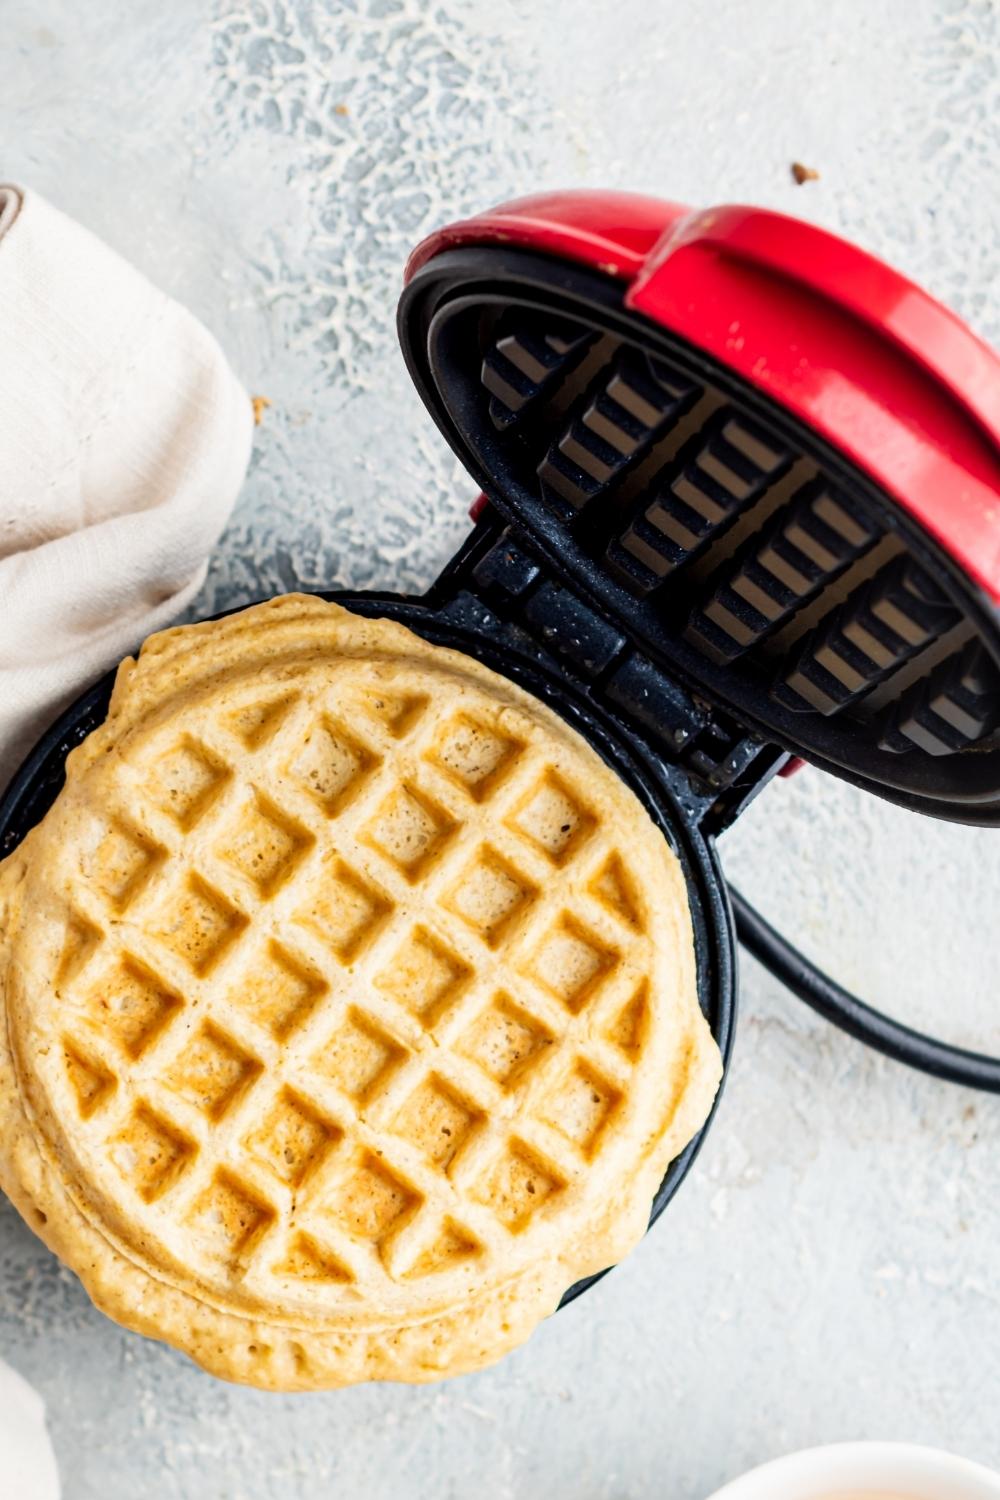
[0,594,720,1389]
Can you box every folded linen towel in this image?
[0,1356,60,1498]
[0,184,252,788]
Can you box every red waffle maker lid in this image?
[398,191,1000,824]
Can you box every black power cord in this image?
[729,885,1000,1094]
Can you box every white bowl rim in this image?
[705,1441,1000,1500]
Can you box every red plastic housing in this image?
[408,190,1000,607]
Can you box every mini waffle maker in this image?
[2,191,999,1305]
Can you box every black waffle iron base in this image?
[0,510,756,1305]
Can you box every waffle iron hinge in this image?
[427,511,787,834]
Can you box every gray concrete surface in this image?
[4,0,1000,1495]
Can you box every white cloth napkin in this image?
[0,184,253,789]
[0,1358,60,1498]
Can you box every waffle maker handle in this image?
[729,885,1000,1092]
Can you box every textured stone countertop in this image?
[4,0,1000,1495]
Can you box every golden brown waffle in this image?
[0,595,720,1389]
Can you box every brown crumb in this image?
[334,103,349,116]
[251,395,272,426]
[791,161,820,185]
